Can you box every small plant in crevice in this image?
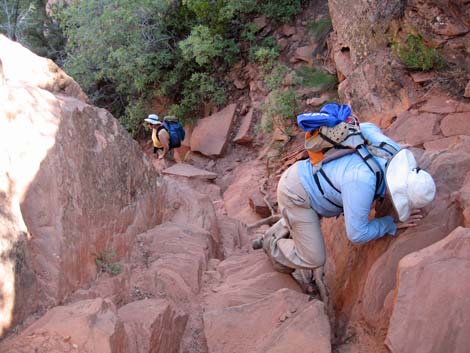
[94,248,122,276]
[261,88,300,137]
[294,66,337,90]
[264,64,289,90]
[307,18,332,41]
[249,36,281,71]
[392,34,444,71]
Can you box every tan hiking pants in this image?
[267,161,326,269]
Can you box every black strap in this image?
[314,171,343,209]
[318,131,349,149]
[319,168,340,194]
[355,144,384,199]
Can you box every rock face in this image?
[385,227,470,353]
[204,289,331,353]
[0,35,163,334]
[1,298,126,353]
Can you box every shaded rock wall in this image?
[0,35,163,333]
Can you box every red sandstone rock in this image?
[118,299,187,353]
[204,252,301,311]
[386,227,470,353]
[0,298,126,353]
[0,35,87,101]
[457,174,470,227]
[290,45,316,64]
[0,50,162,331]
[162,163,218,180]
[130,223,215,303]
[216,215,249,258]
[440,112,470,137]
[338,51,417,128]
[233,108,254,144]
[248,190,271,218]
[223,160,266,224]
[465,81,470,98]
[204,288,331,353]
[190,104,237,157]
[386,110,442,146]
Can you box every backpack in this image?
[297,103,398,206]
[162,116,186,149]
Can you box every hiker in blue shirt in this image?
[253,104,436,303]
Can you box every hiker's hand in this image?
[396,209,423,229]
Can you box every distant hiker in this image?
[144,114,185,160]
[252,103,436,305]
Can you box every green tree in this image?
[60,0,176,114]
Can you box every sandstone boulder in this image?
[0,34,87,101]
[118,299,187,353]
[223,160,266,224]
[190,104,237,157]
[233,108,254,144]
[386,227,470,353]
[162,163,218,180]
[440,112,470,137]
[0,60,161,332]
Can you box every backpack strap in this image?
[313,172,343,209]
[312,142,399,206]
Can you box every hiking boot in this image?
[252,237,264,250]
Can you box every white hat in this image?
[385,149,436,222]
[144,114,161,125]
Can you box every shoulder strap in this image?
[313,142,399,204]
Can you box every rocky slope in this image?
[1,0,470,352]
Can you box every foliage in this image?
[121,98,152,137]
[183,0,257,32]
[294,66,337,90]
[307,18,332,40]
[260,0,302,23]
[393,34,444,71]
[95,248,122,276]
[249,36,280,71]
[0,0,65,62]
[169,72,226,124]
[261,88,300,136]
[264,64,289,90]
[60,0,175,111]
[179,25,239,68]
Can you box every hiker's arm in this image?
[359,123,401,151]
[342,176,396,243]
[158,129,170,159]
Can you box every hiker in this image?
[144,114,185,160]
[253,104,436,304]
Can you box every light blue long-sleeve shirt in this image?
[298,123,401,243]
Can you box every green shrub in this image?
[393,34,444,71]
[294,66,337,90]
[95,248,122,276]
[261,89,300,136]
[260,0,302,23]
[179,25,239,68]
[121,98,152,137]
[264,64,289,90]
[307,18,332,40]
[169,72,226,124]
[249,36,280,66]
